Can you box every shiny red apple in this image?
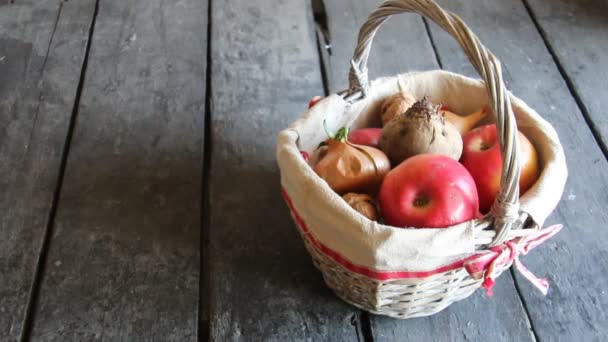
[460,124,539,213]
[348,128,382,148]
[379,154,480,228]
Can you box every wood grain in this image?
[323,1,535,340]
[28,0,207,340]
[429,0,608,340]
[525,0,608,153]
[0,1,96,340]
[324,0,438,92]
[207,0,359,340]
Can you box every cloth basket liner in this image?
[276,70,567,277]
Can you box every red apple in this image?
[348,128,382,148]
[308,96,324,108]
[379,154,480,228]
[460,124,539,213]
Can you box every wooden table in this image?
[1,0,606,340]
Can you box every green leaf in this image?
[323,119,350,143]
[334,127,350,142]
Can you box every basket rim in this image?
[279,69,565,229]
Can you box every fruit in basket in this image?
[441,105,488,135]
[348,128,382,148]
[342,193,380,221]
[460,124,540,213]
[379,154,479,228]
[313,125,390,194]
[380,96,463,164]
[380,91,416,126]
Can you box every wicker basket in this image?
[276,0,567,319]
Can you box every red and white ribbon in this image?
[464,224,563,296]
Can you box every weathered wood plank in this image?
[0,1,96,340]
[429,0,608,340]
[324,1,535,341]
[207,0,359,340]
[525,0,608,153]
[325,0,438,92]
[28,0,207,340]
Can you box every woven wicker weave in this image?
[298,218,513,319]
[282,0,559,319]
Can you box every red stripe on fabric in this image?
[464,252,497,275]
[281,188,477,281]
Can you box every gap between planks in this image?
[422,17,443,69]
[312,0,331,96]
[199,0,214,340]
[19,0,101,341]
[520,0,608,161]
[510,268,540,342]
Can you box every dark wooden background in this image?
[1,0,607,340]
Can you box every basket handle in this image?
[347,0,522,246]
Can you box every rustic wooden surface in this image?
[207,0,359,340]
[1,0,607,340]
[0,1,97,340]
[322,0,436,92]
[26,0,207,340]
[524,0,608,154]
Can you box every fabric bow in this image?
[464,224,563,296]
